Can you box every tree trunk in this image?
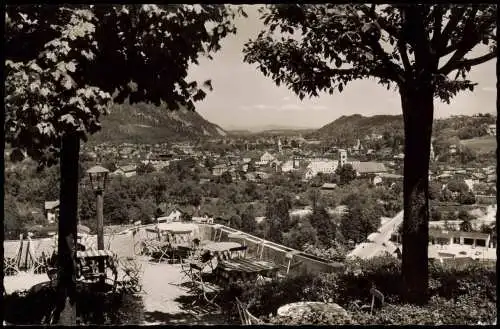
[52,133,80,325]
[400,85,434,305]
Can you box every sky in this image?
[187,5,497,130]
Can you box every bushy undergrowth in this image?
[220,256,497,325]
[3,282,144,325]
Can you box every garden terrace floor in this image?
[3,256,226,325]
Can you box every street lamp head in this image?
[87,165,110,192]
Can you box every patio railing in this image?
[197,224,345,275]
[4,221,345,276]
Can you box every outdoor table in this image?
[157,222,199,233]
[158,222,199,243]
[164,229,193,246]
[77,249,115,259]
[227,232,247,246]
[203,241,241,255]
[216,258,280,284]
[277,301,350,322]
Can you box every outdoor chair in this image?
[369,287,385,314]
[174,245,194,264]
[212,225,223,242]
[46,251,58,282]
[173,251,215,289]
[277,260,304,279]
[151,243,173,263]
[229,246,248,259]
[218,250,232,261]
[78,259,101,283]
[256,274,273,285]
[189,263,222,310]
[138,239,162,258]
[276,251,301,278]
[31,252,48,274]
[235,297,264,325]
[118,257,144,294]
[247,240,265,260]
[4,257,20,276]
[173,234,191,246]
[353,286,385,315]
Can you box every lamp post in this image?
[86,165,109,280]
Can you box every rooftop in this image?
[44,200,60,210]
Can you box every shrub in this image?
[3,282,145,325]
[348,295,496,325]
[219,256,496,325]
[269,310,353,325]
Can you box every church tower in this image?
[338,149,347,167]
[277,137,282,153]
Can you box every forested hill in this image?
[312,113,495,145]
[313,114,404,143]
[88,102,227,145]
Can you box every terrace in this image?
[3,221,343,325]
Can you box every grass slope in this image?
[460,136,496,154]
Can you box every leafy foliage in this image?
[243,4,496,303]
[283,219,319,250]
[136,162,156,175]
[335,164,357,186]
[264,195,292,243]
[3,281,145,325]
[5,8,112,168]
[341,193,384,243]
[220,257,496,325]
[5,4,246,167]
[308,207,338,248]
[244,4,496,103]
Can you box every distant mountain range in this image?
[88,102,227,144]
[226,124,318,133]
[87,103,495,145]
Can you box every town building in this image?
[338,149,347,168]
[320,183,338,191]
[257,151,276,166]
[350,139,364,155]
[349,161,388,177]
[44,200,59,223]
[212,164,228,176]
[487,124,496,136]
[429,228,491,248]
[305,159,338,176]
[112,165,137,177]
[280,160,295,173]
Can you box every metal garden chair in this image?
[235,297,264,325]
[189,263,222,310]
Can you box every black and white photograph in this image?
[2,3,497,325]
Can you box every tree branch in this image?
[403,7,434,73]
[441,29,495,57]
[442,51,496,73]
[438,8,480,74]
[398,41,412,72]
[358,4,399,38]
[430,5,443,53]
[349,5,405,84]
[438,6,467,51]
[439,14,496,57]
[327,67,358,76]
[369,38,406,84]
